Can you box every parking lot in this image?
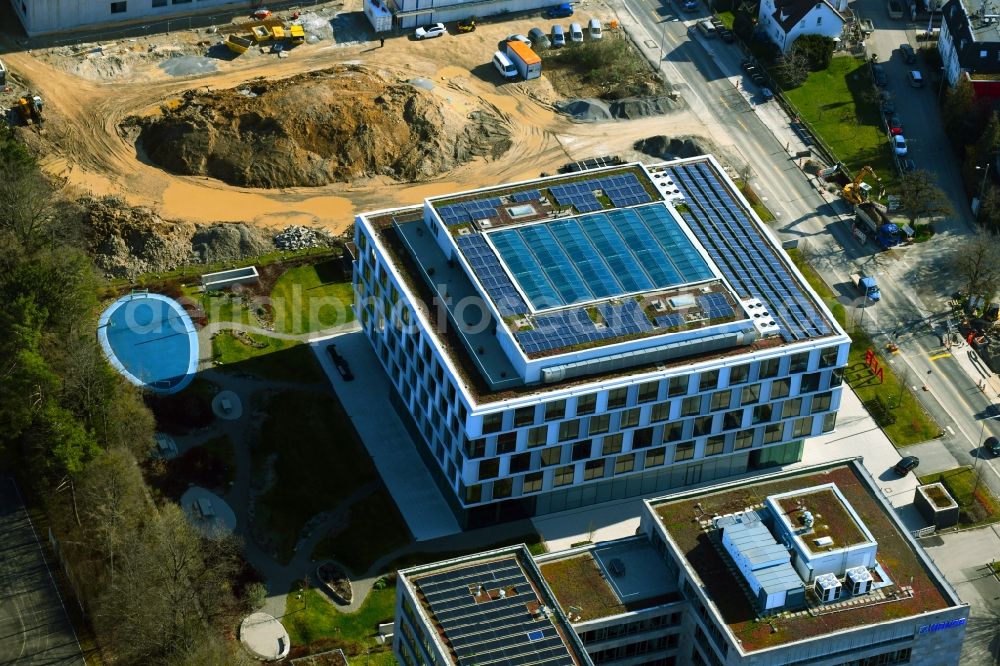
[0,477,84,665]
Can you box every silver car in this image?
[569,22,584,43]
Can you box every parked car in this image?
[900,43,916,63]
[528,27,551,49]
[894,455,920,475]
[898,158,916,173]
[986,436,1000,456]
[872,62,888,87]
[719,27,735,42]
[551,24,566,47]
[456,17,477,32]
[546,3,574,18]
[498,33,531,50]
[682,0,699,10]
[881,99,896,116]
[741,58,757,72]
[893,134,908,155]
[908,69,924,87]
[888,115,903,135]
[415,23,446,39]
[760,87,774,101]
[588,18,603,39]
[569,22,584,42]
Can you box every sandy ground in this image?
[3,7,721,235]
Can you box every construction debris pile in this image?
[125,65,513,189]
[273,225,335,250]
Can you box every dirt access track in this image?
[3,4,723,234]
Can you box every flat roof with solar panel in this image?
[398,545,590,666]
[360,156,845,396]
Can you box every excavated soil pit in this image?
[126,65,512,189]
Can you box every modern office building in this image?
[363,0,552,31]
[10,0,255,36]
[394,460,969,666]
[353,156,851,527]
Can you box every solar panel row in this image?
[665,162,831,341]
[415,557,577,666]
[515,300,654,354]
[548,173,653,214]
[510,189,542,203]
[654,312,685,329]
[697,293,735,320]
[455,235,529,316]
[438,197,504,226]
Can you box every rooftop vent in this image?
[803,511,815,529]
[813,536,834,547]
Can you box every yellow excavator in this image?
[842,165,884,205]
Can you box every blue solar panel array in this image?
[698,293,734,320]
[437,197,503,226]
[516,300,654,354]
[664,161,832,341]
[415,557,578,666]
[654,312,685,329]
[548,172,653,213]
[455,235,529,316]
[491,204,714,310]
[510,189,541,203]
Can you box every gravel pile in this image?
[191,223,274,263]
[273,225,335,250]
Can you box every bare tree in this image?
[952,229,1000,300]
[897,169,953,225]
[777,46,809,87]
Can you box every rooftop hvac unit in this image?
[814,573,841,603]
[846,567,873,596]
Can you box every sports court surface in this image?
[0,477,85,665]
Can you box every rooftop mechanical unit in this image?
[814,573,842,603]
[846,566,873,596]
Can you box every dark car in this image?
[326,344,354,381]
[986,436,1000,456]
[546,2,574,18]
[882,99,896,116]
[682,0,699,11]
[741,59,757,72]
[872,63,888,87]
[900,43,916,64]
[528,27,551,49]
[898,158,916,174]
[888,115,903,135]
[894,455,920,475]
[719,28,735,42]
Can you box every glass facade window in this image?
[493,478,512,499]
[694,415,713,436]
[584,459,605,480]
[514,406,535,427]
[483,412,503,434]
[576,393,597,416]
[527,426,548,448]
[771,377,791,399]
[801,372,821,393]
[510,452,531,473]
[759,357,781,379]
[741,383,761,405]
[675,442,695,461]
[735,429,754,449]
[545,399,567,421]
[752,404,773,424]
[638,380,660,403]
[465,483,482,503]
[496,432,517,454]
[620,408,641,429]
[681,395,701,416]
[465,437,485,458]
[705,435,725,456]
[559,419,580,441]
[793,416,813,438]
[522,472,543,493]
[614,453,635,475]
[710,389,732,411]
[645,447,666,468]
[723,410,743,430]
[632,427,654,449]
[540,446,562,467]
[478,458,499,480]
[699,369,720,391]
[554,465,575,487]
[729,363,750,385]
[790,351,810,373]
[783,398,803,419]
[813,391,833,413]
[602,433,624,455]
[819,346,839,368]
[668,375,688,397]
[764,423,784,443]
[608,387,629,409]
[650,401,671,423]
[663,422,683,443]
[589,414,611,436]
[572,439,592,461]
[823,411,837,432]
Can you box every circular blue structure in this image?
[97,292,199,394]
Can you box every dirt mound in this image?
[557,95,684,122]
[81,196,274,279]
[127,66,512,188]
[633,135,715,160]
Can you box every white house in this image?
[758,0,848,52]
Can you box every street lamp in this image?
[976,164,992,219]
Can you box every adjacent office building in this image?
[353,156,851,527]
[394,459,969,665]
[10,0,254,36]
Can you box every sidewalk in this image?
[310,331,460,541]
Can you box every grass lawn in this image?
[787,249,941,446]
[918,467,1000,526]
[211,331,326,383]
[783,56,898,193]
[256,390,377,563]
[312,490,413,576]
[283,582,396,659]
[270,262,355,335]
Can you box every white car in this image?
[569,22,584,42]
[415,23,446,39]
[893,134,908,156]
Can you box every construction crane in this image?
[842,165,884,205]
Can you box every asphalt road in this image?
[0,478,84,666]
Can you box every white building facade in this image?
[10,0,254,36]
[373,0,554,30]
[353,157,851,527]
[757,0,847,52]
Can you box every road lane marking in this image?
[929,352,952,361]
[947,425,955,435]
